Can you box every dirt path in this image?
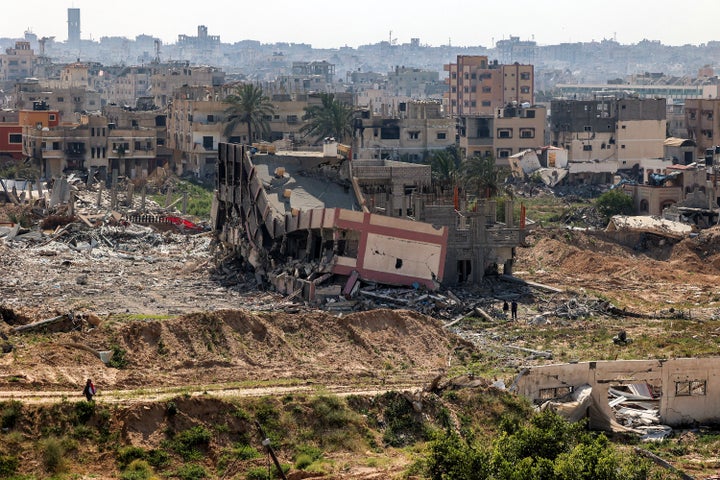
[0,382,422,405]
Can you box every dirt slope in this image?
[0,308,465,393]
[516,226,720,316]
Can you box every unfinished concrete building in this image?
[514,358,720,430]
[212,143,524,299]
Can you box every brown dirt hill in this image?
[0,308,465,392]
[516,227,720,316]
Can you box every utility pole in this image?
[255,420,288,480]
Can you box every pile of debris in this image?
[609,383,672,441]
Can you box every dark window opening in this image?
[395,258,403,269]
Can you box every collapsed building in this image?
[211,142,525,300]
[513,358,720,430]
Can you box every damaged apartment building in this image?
[212,142,525,300]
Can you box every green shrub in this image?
[294,453,313,470]
[0,454,19,477]
[120,459,154,480]
[381,394,426,447]
[39,436,65,473]
[245,463,290,480]
[0,401,22,429]
[171,426,212,461]
[229,443,261,460]
[174,463,208,480]
[117,445,147,469]
[108,344,129,369]
[146,449,170,468]
[74,400,95,424]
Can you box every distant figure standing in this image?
[502,301,509,318]
[511,300,518,321]
[83,378,96,402]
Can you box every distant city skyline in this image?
[4,0,720,49]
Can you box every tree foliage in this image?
[223,83,275,143]
[463,153,502,198]
[425,410,649,480]
[595,189,634,221]
[299,93,354,144]
[429,146,462,189]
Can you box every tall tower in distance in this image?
[67,8,80,47]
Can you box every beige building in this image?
[551,98,666,184]
[355,100,456,162]
[150,64,225,108]
[685,98,720,159]
[0,41,37,82]
[444,55,533,116]
[459,104,546,165]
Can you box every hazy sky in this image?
[6,0,720,49]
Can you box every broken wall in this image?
[514,358,720,428]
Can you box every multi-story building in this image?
[167,85,232,179]
[550,97,666,183]
[103,66,152,107]
[685,99,720,160]
[0,110,22,161]
[150,64,225,108]
[13,78,102,122]
[444,55,534,116]
[21,100,158,180]
[0,41,38,83]
[355,100,456,162]
[67,8,81,49]
[459,103,547,164]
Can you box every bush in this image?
[174,463,208,480]
[170,426,212,461]
[120,459,155,480]
[117,445,147,469]
[39,436,65,473]
[0,454,19,477]
[0,401,22,429]
[108,344,129,369]
[74,400,96,424]
[595,189,634,222]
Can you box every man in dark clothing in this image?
[502,301,509,317]
[511,300,518,320]
[83,378,96,401]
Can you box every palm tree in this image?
[463,153,501,198]
[223,83,275,143]
[429,146,462,190]
[299,93,354,144]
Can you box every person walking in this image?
[511,300,518,321]
[83,378,96,402]
[502,300,509,318]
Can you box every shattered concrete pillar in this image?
[69,191,75,217]
[36,178,43,199]
[111,169,118,210]
[505,199,514,227]
[127,183,134,207]
[141,184,146,211]
[182,192,188,214]
[97,181,103,207]
[165,185,173,208]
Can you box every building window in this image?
[408,131,420,140]
[640,199,649,212]
[538,386,574,401]
[520,72,531,80]
[621,144,626,149]
[520,128,535,138]
[584,125,593,132]
[8,134,21,144]
[481,101,491,107]
[482,86,491,93]
[675,380,706,396]
[583,144,592,151]
[203,136,214,149]
[437,132,447,140]
[498,149,511,158]
[497,129,512,139]
[207,114,214,122]
[451,86,457,93]
[57,97,64,102]
[471,101,476,107]
[49,114,56,121]
[520,86,530,94]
